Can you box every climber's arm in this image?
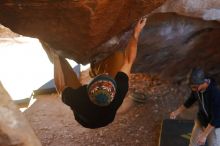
[120,18,147,76]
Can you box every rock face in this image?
[0,0,165,64]
[156,0,220,21]
[133,13,220,83]
[0,0,220,83]
[0,25,19,38]
[93,12,220,83]
[0,82,42,146]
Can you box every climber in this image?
[53,18,147,128]
[170,67,220,146]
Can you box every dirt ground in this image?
[24,73,197,146]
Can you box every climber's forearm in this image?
[124,35,138,65]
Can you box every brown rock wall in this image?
[0,1,220,83]
[0,82,42,146]
[0,0,165,63]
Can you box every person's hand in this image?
[197,82,209,92]
[170,110,178,119]
[134,17,147,39]
[197,132,207,145]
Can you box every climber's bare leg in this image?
[106,51,125,77]
[53,54,81,95]
[90,50,124,78]
[40,40,81,95]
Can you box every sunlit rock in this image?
[0,0,166,64]
[0,25,19,38]
[0,82,42,146]
[0,1,220,83]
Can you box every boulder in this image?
[156,0,220,21]
[0,0,166,64]
[0,82,42,146]
[0,1,220,83]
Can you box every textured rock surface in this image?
[0,25,19,38]
[0,82,42,146]
[132,13,220,83]
[95,12,220,83]
[1,1,220,83]
[0,0,165,64]
[156,0,220,21]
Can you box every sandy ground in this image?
[24,73,197,146]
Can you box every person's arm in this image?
[197,84,220,145]
[196,85,220,145]
[197,124,214,145]
[119,18,147,76]
[170,105,186,119]
[183,92,197,108]
[170,92,197,119]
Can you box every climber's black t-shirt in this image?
[62,72,129,128]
